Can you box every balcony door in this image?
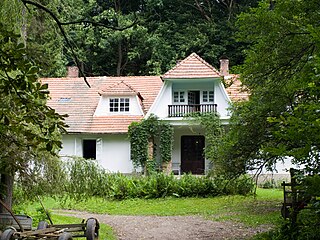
[188,91,200,113]
[188,91,200,105]
[181,136,205,174]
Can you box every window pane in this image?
[112,98,129,112]
[110,98,119,112]
[203,91,208,102]
[173,92,179,102]
[209,91,214,102]
[180,91,185,102]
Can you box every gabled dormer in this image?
[94,80,144,116]
[148,53,231,119]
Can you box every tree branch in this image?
[60,19,139,31]
[22,0,91,87]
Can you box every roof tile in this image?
[42,76,162,133]
[162,53,221,79]
[43,54,248,134]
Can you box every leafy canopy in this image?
[219,0,320,175]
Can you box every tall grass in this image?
[62,158,254,200]
[15,157,254,202]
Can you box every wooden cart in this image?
[0,196,99,240]
[0,218,99,240]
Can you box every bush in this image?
[59,158,254,200]
[14,157,254,201]
[253,174,320,240]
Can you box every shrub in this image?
[14,157,254,201]
[62,159,254,199]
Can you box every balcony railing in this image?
[168,104,217,117]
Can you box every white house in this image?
[43,53,247,174]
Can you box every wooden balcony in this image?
[168,104,217,117]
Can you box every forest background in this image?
[1,0,259,77]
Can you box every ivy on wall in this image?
[128,115,174,171]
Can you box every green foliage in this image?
[254,174,320,240]
[0,24,65,202]
[13,155,67,205]
[127,122,149,169]
[219,0,320,176]
[53,157,254,200]
[128,115,173,171]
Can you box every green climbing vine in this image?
[128,114,174,171]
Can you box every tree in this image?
[58,0,260,76]
[218,0,320,176]
[0,24,65,211]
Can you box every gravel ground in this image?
[57,210,271,240]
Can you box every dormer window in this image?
[110,97,130,112]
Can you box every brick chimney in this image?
[219,57,229,76]
[67,66,79,78]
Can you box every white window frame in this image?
[109,97,130,112]
[173,91,185,103]
[202,90,214,103]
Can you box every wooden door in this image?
[181,136,205,174]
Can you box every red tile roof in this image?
[225,75,249,101]
[162,53,221,79]
[42,76,162,133]
[43,54,248,134]
[100,80,137,96]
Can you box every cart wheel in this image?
[58,233,73,240]
[85,218,99,240]
[37,221,49,229]
[1,228,17,240]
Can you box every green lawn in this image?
[19,188,283,229]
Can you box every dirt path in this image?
[56,210,270,240]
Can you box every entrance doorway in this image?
[181,135,205,174]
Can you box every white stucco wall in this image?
[149,79,231,120]
[59,134,134,173]
[215,83,231,118]
[148,81,172,119]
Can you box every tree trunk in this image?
[116,40,123,76]
[0,174,14,213]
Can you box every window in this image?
[173,91,185,103]
[202,91,214,102]
[83,139,96,159]
[58,97,71,103]
[110,98,129,112]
